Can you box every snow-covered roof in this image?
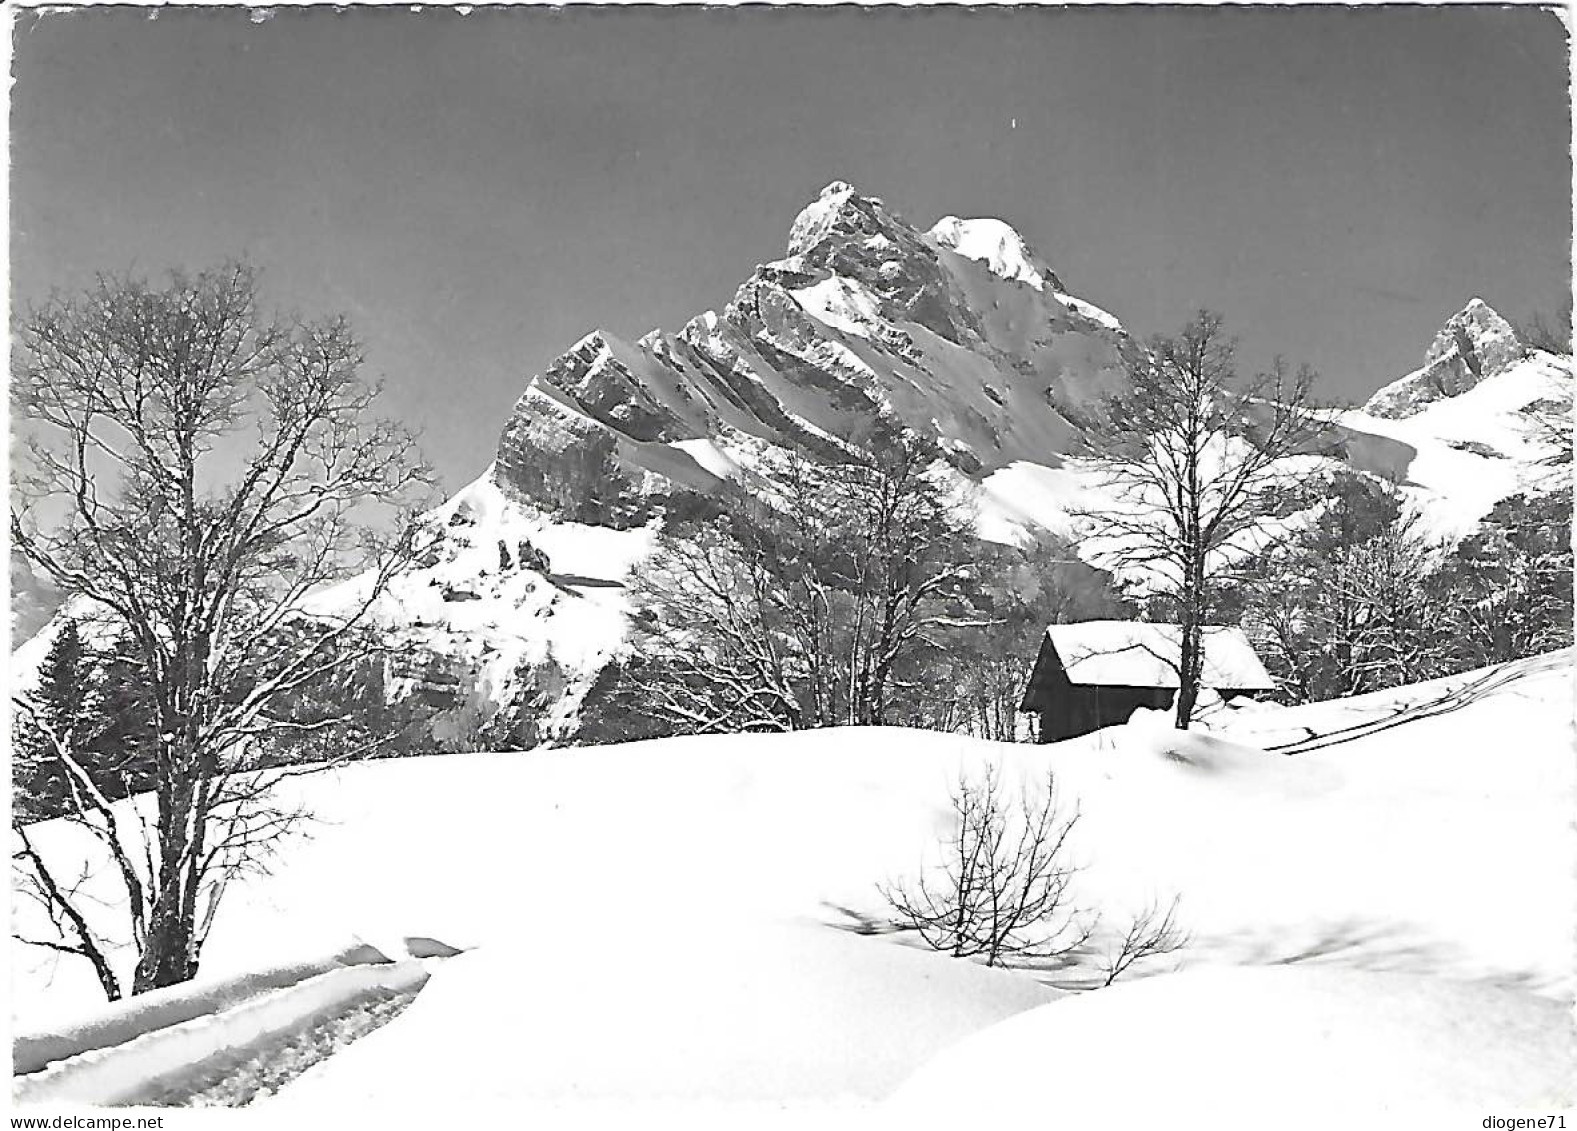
[1044,621,1275,691]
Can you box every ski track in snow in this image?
[139,983,423,1108]
[13,959,435,1107]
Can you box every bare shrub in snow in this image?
[880,765,1093,967]
[1099,896,1191,986]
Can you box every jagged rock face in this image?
[782,182,986,346]
[492,180,1136,521]
[494,380,657,529]
[1364,299,1530,419]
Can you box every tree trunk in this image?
[132,900,200,993]
[132,739,203,995]
[1174,629,1200,729]
[1175,558,1206,729]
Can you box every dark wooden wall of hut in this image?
[1036,685,1175,742]
[1020,638,1175,742]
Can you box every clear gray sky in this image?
[11,5,1571,492]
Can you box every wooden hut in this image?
[1019,621,1275,742]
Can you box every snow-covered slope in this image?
[1336,306,1571,541]
[12,649,1572,1115]
[299,469,652,745]
[891,965,1573,1124]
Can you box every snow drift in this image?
[889,965,1574,1124]
[11,649,1572,1115]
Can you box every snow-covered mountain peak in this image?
[785,179,867,258]
[1424,297,1524,371]
[1364,297,1532,419]
[1335,294,1571,542]
[928,215,1061,293]
[567,328,615,355]
[351,179,1149,738]
[481,181,1163,562]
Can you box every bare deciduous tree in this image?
[1443,484,1574,667]
[1076,312,1331,727]
[1240,483,1465,702]
[1517,300,1572,357]
[623,525,808,734]
[609,433,986,735]
[10,261,435,997]
[880,765,1093,967]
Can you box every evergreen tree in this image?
[13,623,160,823]
[14,619,94,821]
[87,631,161,797]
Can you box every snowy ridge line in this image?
[1261,649,1572,755]
[12,941,395,1076]
[13,960,430,1107]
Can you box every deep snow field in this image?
[10,649,1575,1124]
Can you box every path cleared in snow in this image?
[12,942,396,1076]
[14,960,432,1107]
[139,982,423,1107]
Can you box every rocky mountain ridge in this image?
[12,182,1571,747]
[357,185,1569,743]
[492,180,1136,531]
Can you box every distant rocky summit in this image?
[1363,298,1530,419]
